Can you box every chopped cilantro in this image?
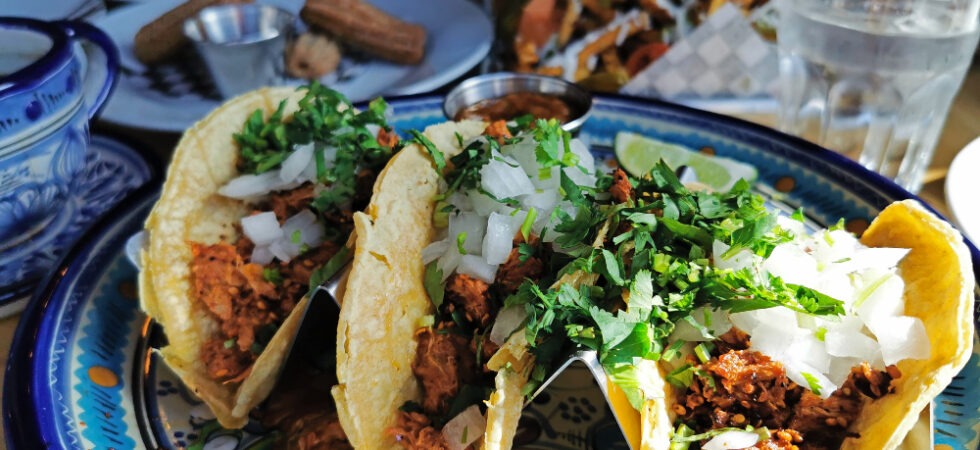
[520,208,538,242]
[801,371,823,395]
[410,129,445,172]
[262,267,282,285]
[456,232,468,255]
[424,262,445,309]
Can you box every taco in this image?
[628,198,974,450]
[333,116,615,449]
[338,109,973,450]
[139,83,403,430]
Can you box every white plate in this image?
[4,0,103,20]
[90,0,493,132]
[946,136,980,245]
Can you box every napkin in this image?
[621,3,778,98]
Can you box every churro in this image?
[300,0,427,65]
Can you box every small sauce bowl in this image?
[443,72,593,132]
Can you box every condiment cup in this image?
[183,4,297,99]
[0,17,118,252]
[443,72,593,133]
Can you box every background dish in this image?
[90,0,493,132]
[0,133,156,318]
[5,95,979,449]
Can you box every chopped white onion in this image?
[251,245,274,265]
[470,192,506,216]
[763,244,819,287]
[783,358,836,399]
[712,240,760,272]
[422,239,450,264]
[449,212,487,256]
[702,430,759,450]
[279,143,314,183]
[483,212,524,265]
[562,165,597,189]
[456,254,498,284]
[490,305,528,345]
[268,240,292,262]
[241,212,281,246]
[567,138,594,172]
[789,334,830,373]
[870,316,930,365]
[480,155,535,199]
[825,329,880,362]
[437,244,462,281]
[219,171,297,199]
[521,189,560,216]
[441,405,486,450]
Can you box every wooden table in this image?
[1,64,977,448]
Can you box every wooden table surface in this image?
[1,64,977,448]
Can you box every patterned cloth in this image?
[622,3,778,99]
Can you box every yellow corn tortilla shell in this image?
[332,120,496,449]
[138,86,316,429]
[636,199,974,449]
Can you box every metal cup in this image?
[183,4,295,99]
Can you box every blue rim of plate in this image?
[0,132,159,317]
[5,94,979,449]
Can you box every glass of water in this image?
[775,0,980,193]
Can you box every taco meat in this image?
[190,193,342,383]
[675,328,900,450]
[495,234,545,294]
[446,274,494,328]
[389,411,452,450]
[413,325,480,415]
[610,167,634,203]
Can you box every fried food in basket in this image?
[499,0,769,92]
[301,0,427,65]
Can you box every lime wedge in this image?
[614,131,758,192]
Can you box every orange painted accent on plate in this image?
[606,378,642,450]
[936,445,954,450]
[775,176,796,193]
[88,366,119,387]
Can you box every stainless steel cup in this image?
[183,4,296,99]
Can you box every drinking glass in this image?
[775,0,980,193]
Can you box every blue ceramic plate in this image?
[5,95,979,449]
[0,133,156,318]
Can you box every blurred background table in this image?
[0,53,976,450]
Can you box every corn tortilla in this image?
[332,120,498,449]
[139,87,316,429]
[637,199,975,449]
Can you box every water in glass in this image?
[776,0,980,192]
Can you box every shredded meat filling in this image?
[389,411,450,450]
[494,234,545,294]
[610,167,634,203]
[268,183,317,220]
[676,334,900,450]
[412,325,478,415]
[483,120,513,145]
[191,242,279,380]
[445,274,494,328]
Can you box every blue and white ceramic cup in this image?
[0,18,118,251]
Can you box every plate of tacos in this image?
[4,86,979,450]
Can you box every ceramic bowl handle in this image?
[56,20,119,120]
